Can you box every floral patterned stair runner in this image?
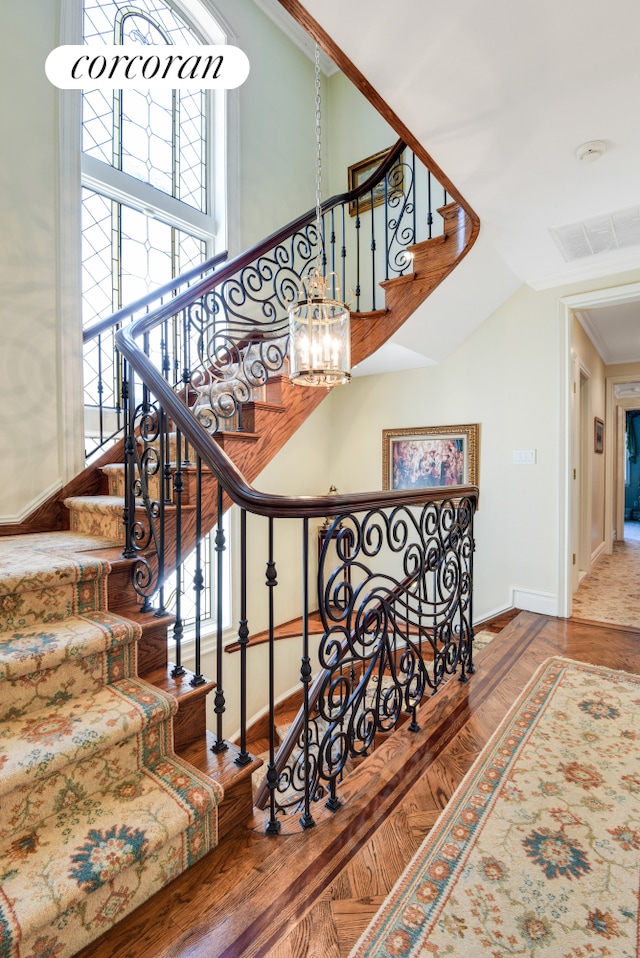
[0,535,222,958]
[63,496,127,544]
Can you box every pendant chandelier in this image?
[288,44,351,388]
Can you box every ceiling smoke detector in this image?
[575,140,607,162]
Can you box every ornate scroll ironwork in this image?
[271,496,475,816]
[386,154,416,277]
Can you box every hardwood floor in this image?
[76,612,640,958]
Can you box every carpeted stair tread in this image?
[0,754,222,955]
[0,610,139,685]
[64,495,125,509]
[0,549,109,596]
[3,730,147,843]
[0,678,177,802]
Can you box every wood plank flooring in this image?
[76,612,640,958]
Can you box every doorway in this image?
[560,282,640,618]
[616,397,640,541]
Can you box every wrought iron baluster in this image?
[468,505,476,675]
[235,508,251,767]
[265,517,281,835]
[412,151,417,248]
[96,332,105,450]
[211,482,228,752]
[190,454,205,687]
[299,518,315,830]
[427,169,433,239]
[181,306,192,462]
[355,199,361,311]
[171,430,186,677]
[154,406,167,617]
[384,174,390,282]
[370,188,377,310]
[122,364,135,560]
[340,203,346,299]
[115,335,124,449]
[330,208,336,291]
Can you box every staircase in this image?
[0,127,479,952]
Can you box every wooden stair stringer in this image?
[205,202,476,493]
[351,202,476,365]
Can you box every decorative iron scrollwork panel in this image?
[272,497,475,817]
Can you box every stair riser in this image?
[0,577,108,636]
[0,679,177,811]
[102,464,163,502]
[0,641,137,722]
[67,503,125,543]
[1,766,219,958]
[173,693,208,751]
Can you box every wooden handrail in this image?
[83,250,229,344]
[118,319,478,519]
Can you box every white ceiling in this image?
[266,0,640,373]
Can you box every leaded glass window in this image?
[80,0,230,637]
[81,0,216,439]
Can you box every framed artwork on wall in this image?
[347,147,402,216]
[594,417,604,454]
[382,423,479,491]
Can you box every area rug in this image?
[349,656,640,958]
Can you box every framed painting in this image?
[594,417,604,454]
[347,147,402,216]
[382,424,479,491]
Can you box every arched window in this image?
[81,0,227,445]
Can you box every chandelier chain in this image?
[314,42,323,271]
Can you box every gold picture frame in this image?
[382,424,479,491]
[347,147,402,217]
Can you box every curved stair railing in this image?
[108,139,479,831]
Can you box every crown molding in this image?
[250,0,338,75]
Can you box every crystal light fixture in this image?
[288,43,350,388]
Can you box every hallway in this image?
[571,521,640,628]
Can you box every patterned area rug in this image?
[572,535,640,628]
[349,656,640,958]
[471,629,495,652]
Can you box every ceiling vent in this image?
[550,206,640,261]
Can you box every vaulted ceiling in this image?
[266,0,640,372]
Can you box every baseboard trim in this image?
[591,541,606,563]
[0,480,63,526]
[511,587,558,617]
